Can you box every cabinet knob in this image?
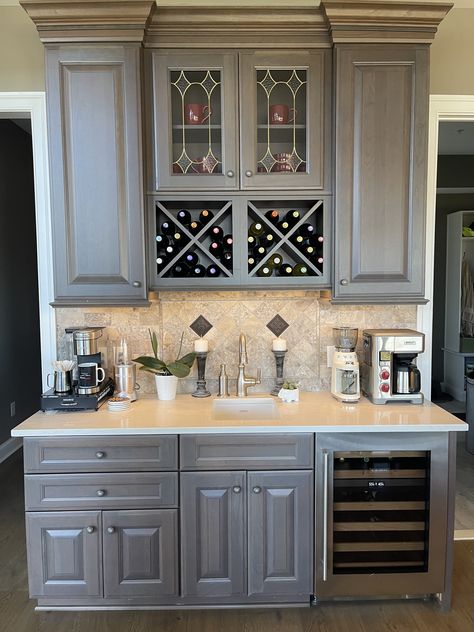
[232,485,241,494]
[96,489,106,497]
[245,170,253,178]
[252,486,262,494]
[107,526,116,534]
[95,451,105,459]
[340,279,349,286]
[86,526,95,534]
[226,170,235,178]
[132,281,142,288]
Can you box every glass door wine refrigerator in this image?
[315,433,450,599]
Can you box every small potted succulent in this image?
[278,380,300,403]
[133,330,196,400]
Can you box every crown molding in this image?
[321,0,453,43]
[20,0,155,43]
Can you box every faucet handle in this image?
[256,368,261,384]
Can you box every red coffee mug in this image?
[186,103,212,125]
[269,104,296,125]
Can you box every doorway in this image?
[425,96,474,538]
[0,92,55,461]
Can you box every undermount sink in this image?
[212,397,280,421]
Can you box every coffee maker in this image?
[331,327,360,403]
[361,329,424,405]
[41,327,114,411]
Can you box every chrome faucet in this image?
[237,333,261,397]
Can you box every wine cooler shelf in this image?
[150,197,329,289]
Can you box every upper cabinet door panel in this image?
[46,45,147,304]
[240,50,331,191]
[151,52,239,191]
[333,46,428,303]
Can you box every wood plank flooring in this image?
[1,450,474,632]
[455,438,474,530]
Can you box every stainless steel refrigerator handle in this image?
[322,450,329,582]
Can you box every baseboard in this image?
[454,529,474,541]
[0,437,22,463]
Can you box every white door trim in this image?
[0,92,55,390]
[418,95,474,401]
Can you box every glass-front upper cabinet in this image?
[152,52,239,190]
[240,51,330,191]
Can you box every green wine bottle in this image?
[292,263,308,276]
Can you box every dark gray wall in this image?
[0,120,41,444]
[432,155,474,395]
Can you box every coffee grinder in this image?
[41,327,114,411]
[331,327,360,403]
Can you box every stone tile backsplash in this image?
[55,291,417,395]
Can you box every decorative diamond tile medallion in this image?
[190,315,213,338]
[266,314,289,337]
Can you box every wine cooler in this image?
[315,433,450,599]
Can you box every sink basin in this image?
[212,397,280,421]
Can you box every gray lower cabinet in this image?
[26,509,178,600]
[181,470,313,603]
[45,44,147,305]
[332,45,429,303]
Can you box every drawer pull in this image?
[86,526,95,534]
[96,489,106,497]
[107,526,116,534]
[95,451,105,459]
[252,486,262,494]
[232,485,241,494]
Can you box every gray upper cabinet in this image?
[332,45,429,303]
[46,44,147,306]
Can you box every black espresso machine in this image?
[41,327,114,411]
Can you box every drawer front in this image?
[23,436,178,473]
[180,434,314,470]
[25,472,178,510]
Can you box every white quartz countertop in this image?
[11,392,468,437]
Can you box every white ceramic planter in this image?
[278,387,299,403]
[154,374,178,400]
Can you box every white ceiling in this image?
[438,121,474,155]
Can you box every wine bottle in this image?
[292,263,308,276]
[156,255,168,269]
[263,232,275,245]
[183,252,199,266]
[222,251,233,267]
[277,220,290,234]
[264,210,280,224]
[253,244,267,258]
[314,255,324,265]
[268,253,283,268]
[223,234,233,248]
[303,245,315,257]
[171,262,190,277]
[210,225,224,240]
[307,234,324,247]
[285,209,301,225]
[297,223,315,237]
[248,235,257,247]
[290,234,305,248]
[278,263,293,276]
[155,234,170,248]
[257,264,273,277]
[161,220,175,235]
[209,241,223,257]
[248,255,257,267]
[177,209,191,225]
[173,231,185,244]
[165,244,176,256]
[248,221,264,237]
[189,220,202,235]
[199,209,214,224]
[192,264,206,277]
[206,264,220,277]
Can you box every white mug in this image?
[78,362,105,389]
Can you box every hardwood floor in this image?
[1,450,474,632]
[455,438,474,531]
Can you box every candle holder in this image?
[192,351,211,398]
[271,349,287,396]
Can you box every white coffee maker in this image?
[331,327,360,403]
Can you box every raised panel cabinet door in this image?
[180,471,246,598]
[103,510,178,598]
[25,511,101,598]
[151,51,239,191]
[46,44,147,305]
[333,45,429,303]
[248,471,313,598]
[240,50,331,191]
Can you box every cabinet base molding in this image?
[36,600,310,611]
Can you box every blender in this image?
[331,327,360,403]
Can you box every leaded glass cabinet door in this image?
[240,51,330,191]
[152,52,238,191]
